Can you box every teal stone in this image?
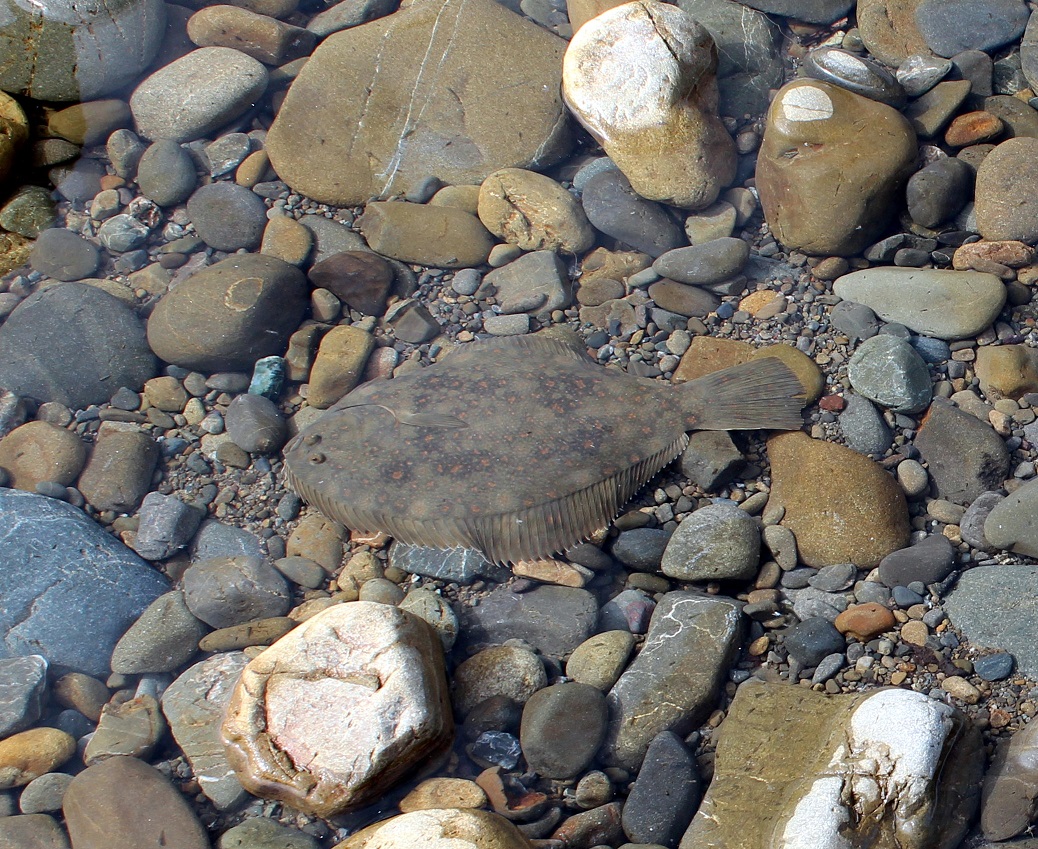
[249,356,286,400]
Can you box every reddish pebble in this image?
[944,111,1004,148]
[834,602,896,640]
[819,394,845,412]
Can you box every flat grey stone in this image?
[984,477,1038,557]
[679,430,745,490]
[839,393,892,456]
[0,655,48,738]
[660,502,760,581]
[182,556,290,628]
[388,542,509,584]
[186,182,268,252]
[622,731,700,846]
[224,394,287,454]
[137,140,197,207]
[946,565,1038,678]
[519,682,607,779]
[18,772,74,814]
[110,590,207,674]
[804,47,905,107]
[581,169,686,258]
[29,229,98,282]
[478,251,571,315]
[190,519,264,561]
[652,238,750,286]
[0,813,70,849]
[915,0,1028,58]
[131,492,205,561]
[162,653,250,810]
[0,489,168,677]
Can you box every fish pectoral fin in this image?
[395,411,469,429]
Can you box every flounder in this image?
[284,330,805,564]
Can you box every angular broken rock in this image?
[562,0,736,210]
[680,681,982,849]
[222,601,453,817]
[601,591,741,769]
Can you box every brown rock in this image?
[308,251,395,316]
[452,645,547,716]
[335,808,533,849]
[579,247,652,285]
[260,215,313,266]
[52,672,110,722]
[0,421,86,491]
[767,431,910,567]
[757,79,917,256]
[944,111,1004,148]
[83,694,166,764]
[566,0,624,31]
[0,729,76,789]
[63,756,209,849]
[399,778,488,812]
[975,345,1038,401]
[47,100,131,146]
[222,602,453,817]
[186,5,316,64]
[429,184,482,215]
[0,814,71,849]
[143,376,187,411]
[0,92,29,185]
[265,0,571,206]
[835,602,897,639]
[953,240,1034,270]
[751,344,824,404]
[562,0,736,209]
[306,325,375,409]
[976,137,1038,243]
[647,279,720,317]
[76,425,158,513]
[673,336,752,383]
[357,202,495,269]
[982,712,1038,841]
[478,168,594,254]
[856,0,931,67]
[286,513,346,571]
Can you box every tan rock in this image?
[975,137,1038,243]
[684,200,737,244]
[982,711,1038,841]
[357,202,495,269]
[306,325,375,409]
[856,0,931,68]
[335,808,533,849]
[265,0,571,205]
[953,240,1035,270]
[0,92,30,184]
[222,602,453,817]
[563,0,736,209]
[399,778,488,812]
[680,680,982,849]
[186,5,316,65]
[579,247,652,285]
[512,558,592,587]
[478,168,594,254]
[0,728,75,789]
[286,514,346,571]
[428,184,482,215]
[835,602,897,640]
[143,375,187,411]
[0,421,86,491]
[673,337,752,383]
[767,431,910,567]
[567,0,624,31]
[565,630,635,691]
[83,694,166,764]
[261,215,313,266]
[976,345,1038,401]
[76,426,158,513]
[451,645,547,716]
[757,79,916,256]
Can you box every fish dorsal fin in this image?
[446,328,593,367]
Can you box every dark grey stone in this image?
[808,563,857,593]
[906,158,973,229]
[804,47,906,107]
[877,534,955,587]
[610,528,671,570]
[830,300,882,342]
[307,0,400,36]
[951,49,993,98]
[182,556,291,628]
[110,590,207,674]
[959,490,1003,551]
[29,229,99,281]
[0,282,155,409]
[132,491,205,561]
[783,617,845,667]
[50,159,105,203]
[0,489,168,677]
[974,652,1014,681]
[459,585,599,659]
[652,238,750,286]
[946,565,1038,677]
[0,655,48,738]
[520,682,607,779]
[385,299,440,344]
[915,398,1011,504]
[97,214,150,253]
[679,431,744,491]
[581,169,685,258]
[205,133,252,178]
[189,519,265,561]
[897,54,953,98]
[186,182,268,251]
[388,542,509,584]
[137,139,198,207]
[984,94,1038,139]
[0,813,70,849]
[224,394,287,454]
[622,733,699,847]
[598,588,656,634]
[735,0,851,23]
[838,393,892,456]
[217,818,320,849]
[107,129,147,181]
[915,0,1028,58]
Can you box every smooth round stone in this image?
[97,215,150,253]
[621,731,700,846]
[186,182,268,251]
[0,186,55,239]
[906,157,973,229]
[110,590,206,674]
[804,47,906,108]
[337,809,532,849]
[48,100,130,146]
[77,427,157,513]
[306,325,375,409]
[896,458,929,497]
[186,5,316,65]
[147,254,307,371]
[0,812,70,848]
[182,555,290,628]
[973,652,1014,681]
[768,432,910,568]
[652,238,749,286]
[137,139,197,207]
[0,421,86,491]
[562,0,735,210]
[976,137,1038,243]
[0,0,166,101]
[218,818,319,849]
[647,280,719,318]
[565,631,635,691]
[224,394,286,453]
[581,168,686,258]
[399,778,486,814]
[357,202,493,269]
[130,46,269,142]
[399,590,459,652]
[834,602,897,640]
[784,616,845,667]
[857,0,932,68]
[452,645,546,717]
[477,168,593,254]
[914,0,1028,58]
[877,534,954,587]
[839,393,891,456]
[757,80,917,256]
[0,729,75,789]
[0,283,155,409]
[19,772,73,814]
[660,502,760,581]
[29,229,98,282]
[63,756,208,849]
[519,682,607,779]
[847,334,932,414]
[833,267,1006,341]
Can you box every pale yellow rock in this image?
[565,630,635,691]
[336,808,533,849]
[399,778,488,812]
[942,676,981,704]
[428,184,482,215]
[0,728,76,789]
[286,514,347,571]
[975,345,1038,401]
[562,0,736,209]
[307,325,375,409]
[261,215,313,266]
[0,421,87,491]
[512,558,592,587]
[451,645,547,716]
[0,92,29,184]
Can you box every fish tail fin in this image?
[680,356,806,431]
